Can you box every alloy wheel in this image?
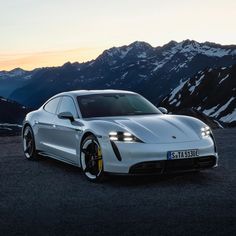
[80,136,104,181]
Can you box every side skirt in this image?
[38,151,80,168]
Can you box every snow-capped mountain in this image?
[160,64,236,126]
[96,41,154,65]
[0,68,27,78]
[1,39,235,109]
[0,68,37,97]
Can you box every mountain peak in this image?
[2,67,28,78]
[181,39,199,46]
[62,62,72,67]
[166,40,178,46]
[97,41,153,63]
[10,68,26,73]
[61,61,80,69]
[128,41,153,50]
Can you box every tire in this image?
[80,135,105,182]
[23,125,38,160]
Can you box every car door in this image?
[52,96,80,164]
[36,96,61,154]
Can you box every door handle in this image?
[52,124,56,128]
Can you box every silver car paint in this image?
[23,90,218,173]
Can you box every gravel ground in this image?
[0,128,236,235]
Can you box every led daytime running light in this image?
[201,126,211,137]
[109,131,140,142]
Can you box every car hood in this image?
[91,114,203,144]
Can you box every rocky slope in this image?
[160,64,236,127]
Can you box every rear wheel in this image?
[23,126,38,160]
[80,135,105,182]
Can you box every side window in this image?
[58,96,77,117]
[44,97,61,114]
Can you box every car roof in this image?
[56,89,137,97]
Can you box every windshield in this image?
[77,93,162,118]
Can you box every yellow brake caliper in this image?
[97,146,103,171]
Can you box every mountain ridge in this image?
[1,39,236,73]
[0,39,235,117]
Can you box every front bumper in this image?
[129,156,217,174]
[100,137,218,174]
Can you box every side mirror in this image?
[158,107,168,114]
[58,112,74,122]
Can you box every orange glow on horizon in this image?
[0,47,104,71]
[0,0,235,71]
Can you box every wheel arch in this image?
[22,122,32,136]
[22,122,37,148]
[80,131,96,147]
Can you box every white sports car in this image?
[22,90,218,182]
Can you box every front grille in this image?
[129,161,165,174]
[129,156,217,174]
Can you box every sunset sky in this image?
[1,0,235,71]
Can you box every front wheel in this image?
[80,135,105,182]
[23,126,38,160]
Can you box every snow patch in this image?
[211,97,235,117]
[219,74,229,84]
[176,101,181,107]
[170,99,177,105]
[220,109,236,123]
[152,61,166,71]
[168,80,187,101]
[189,74,204,94]
[189,85,195,94]
[203,105,219,116]
[121,72,128,80]
[137,52,147,58]
[178,63,187,68]
[120,47,132,58]
[138,74,147,78]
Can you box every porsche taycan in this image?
[22,90,218,182]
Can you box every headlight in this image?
[109,131,142,142]
[201,126,211,138]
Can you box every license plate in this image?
[167,149,199,160]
